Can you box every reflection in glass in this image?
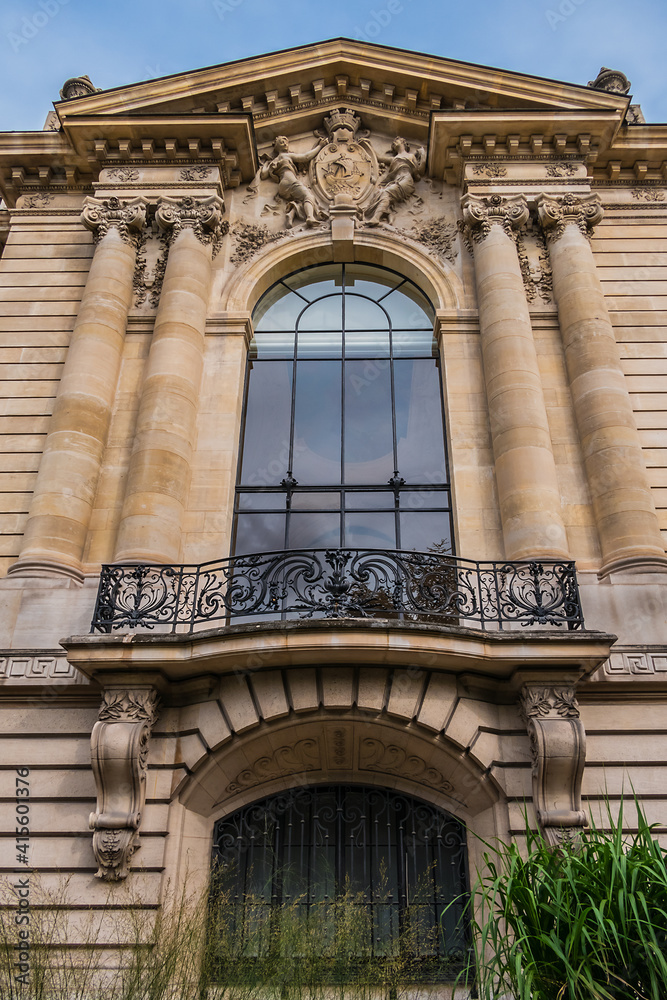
[394,360,447,482]
[288,512,340,549]
[254,290,303,331]
[399,512,452,553]
[235,512,286,554]
[344,361,393,484]
[296,328,342,358]
[239,263,453,561]
[344,512,395,548]
[343,295,388,330]
[297,296,343,331]
[240,361,292,486]
[293,361,342,485]
[344,328,390,358]
[291,492,341,510]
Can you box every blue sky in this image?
[0,0,665,131]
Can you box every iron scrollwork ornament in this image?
[91,548,584,633]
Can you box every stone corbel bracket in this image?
[90,688,160,881]
[520,684,587,846]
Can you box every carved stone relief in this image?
[460,193,529,251]
[365,136,426,226]
[156,195,227,252]
[471,163,507,178]
[545,163,577,178]
[81,195,147,248]
[226,738,321,794]
[229,221,292,266]
[133,228,169,307]
[396,216,459,264]
[520,684,586,847]
[631,188,666,202]
[89,689,160,881]
[310,108,377,208]
[537,192,603,243]
[516,229,553,304]
[359,737,454,793]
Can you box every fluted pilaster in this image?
[10,196,145,581]
[114,196,224,563]
[538,192,667,576]
[462,193,569,560]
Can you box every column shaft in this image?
[114,198,222,563]
[10,199,144,580]
[539,194,667,575]
[463,195,569,560]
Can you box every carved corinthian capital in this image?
[520,684,586,847]
[81,195,146,248]
[89,689,160,881]
[460,193,529,249]
[537,192,603,243]
[156,194,226,247]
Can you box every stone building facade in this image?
[0,40,666,984]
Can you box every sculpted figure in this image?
[260,135,327,227]
[366,137,426,226]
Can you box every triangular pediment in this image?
[54,39,629,133]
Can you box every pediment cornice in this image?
[53,39,630,127]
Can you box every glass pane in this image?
[297,295,343,331]
[394,360,448,483]
[237,492,287,511]
[344,512,395,548]
[400,489,450,511]
[291,491,341,510]
[344,328,390,358]
[284,264,342,300]
[381,284,435,326]
[292,360,342,486]
[296,328,342,358]
[240,361,293,486]
[250,330,295,358]
[399,512,452,553]
[254,288,303,331]
[344,491,395,509]
[234,512,286,554]
[344,360,394,485]
[392,328,437,358]
[288,512,340,548]
[344,295,388,330]
[344,263,399,294]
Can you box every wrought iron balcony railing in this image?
[90,548,584,634]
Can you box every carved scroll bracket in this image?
[89,688,160,881]
[520,683,586,847]
[81,195,147,248]
[537,191,603,244]
[460,193,529,251]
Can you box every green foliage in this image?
[459,799,667,1000]
[206,867,465,1000]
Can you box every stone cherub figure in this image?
[366,137,426,226]
[259,135,328,227]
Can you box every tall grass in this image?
[460,799,667,1000]
[0,866,465,999]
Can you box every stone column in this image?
[114,196,223,564]
[538,193,667,576]
[462,194,569,560]
[9,196,145,581]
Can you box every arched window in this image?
[211,785,468,980]
[234,264,453,557]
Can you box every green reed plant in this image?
[458,798,667,1000]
